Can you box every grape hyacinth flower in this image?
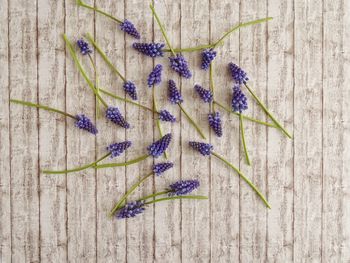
[168,80,184,104]
[123,81,138,100]
[159,109,176,123]
[105,106,130,129]
[208,112,223,137]
[229,62,249,85]
[232,85,248,113]
[77,38,92,55]
[201,49,217,70]
[194,84,213,103]
[148,64,163,87]
[153,162,174,176]
[75,114,98,135]
[189,141,213,156]
[107,141,132,158]
[133,43,165,57]
[169,180,200,196]
[169,54,192,79]
[120,19,140,39]
[116,201,145,219]
[147,133,172,158]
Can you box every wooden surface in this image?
[1,0,349,262]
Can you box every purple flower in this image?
[123,81,138,100]
[75,114,98,135]
[132,43,165,57]
[159,110,176,122]
[201,49,217,70]
[208,112,223,137]
[169,179,200,196]
[169,54,192,79]
[117,201,145,219]
[76,38,92,55]
[147,64,163,87]
[189,141,213,156]
[232,85,248,113]
[147,133,172,158]
[168,80,183,104]
[229,62,249,84]
[194,84,213,103]
[153,162,174,176]
[120,19,140,39]
[105,106,130,129]
[107,141,132,158]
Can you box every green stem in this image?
[137,190,171,201]
[153,87,167,159]
[10,99,76,119]
[212,152,270,208]
[43,153,111,175]
[85,33,126,82]
[63,34,108,108]
[109,172,154,217]
[150,4,176,56]
[88,53,102,118]
[76,0,122,23]
[164,44,215,53]
[94,154,150,169]
[213,100,276,128]
[144,195,208,205]
[240,114,251,165]
[244,83,292,138]
[209,63,215,112]
[213,17,273,47]
[178,103,206,139]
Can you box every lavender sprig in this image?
[194,84,213,103]
[133,43,165,57]
[105,106,130,129]
[168,180,200,196]
[148,64,163,87]
[208,112,223,137]
[201,48,217,70]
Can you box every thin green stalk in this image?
[213,17,273,47]
[239,114,251,165]
[150,4,176,56]
[76,0,122,23]
[88,53,102,118]
[86,33,126,82]
[43,153,111,175]
[164,44,215,53]
[94,154,150,169]
[63,34,108,108]
[213,100,276,128]
[109,172,154,217]
[212,152,270,208]
[153,87,168,159]
[137,190,171,201]
[10,99,76,119]
[144,195,208,205]
[209,63,215,112]
[244,83,292,138]
[178,103,206,139]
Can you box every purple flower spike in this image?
[169,179,200,196]
[132,43,165,57]
[76,38,92,55]
[147,133,172,158]
[208,112,223,137]
[120,19,140,39]
[107,141,132,158]
[229,62,249,84]
[201,49,217,70]
[189,141,213,156]
[105,106,130,129]
[194,84,213,103]
[159,109,176,122]
[168,80,183,104]
[232,85,248,113]
[169,54,192,79]
[153,162,174,176]
[123,81,138,100]
[117,201,145,219]
[148,64,163,87]
[75,114,98,135]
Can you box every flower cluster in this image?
[147,64,163,87]
[132,43,165,57]
[74,114,98,135]
[123,81,138,100]
[189,141,213,156]
[105,106,130,128]
[208,112,223,137]
[169,54,192,79]
[153,162,174,176]
[77,39,92,55]
[147,133,172,157]
[229,62,249,84]
[120,19,140,39]
[168,80,183,104]
[169,179,200,196]
[232,85,248,113]
[159,110,176,122]
[201,49,217,70]
[194,84,213,103]
[107,141,132,158]
[117,201,145,219]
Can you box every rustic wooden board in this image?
[1,0,350,262]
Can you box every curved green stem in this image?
[86,33,126,82]
[43,153,111,175]
[244,83,292,138]
[209,63,215,112]
[88,53,102,118]
[240,114,251,165]
[94,154,150,169]
[144,195,208,205]
[137,190,171,201]
[63,34,108,108]
[213,17,273,47]
[164,44,215,53]
[150,4,176,56]
[212,152,270,208]
[76,0,122,23]
[10,99,76,119]
[178,103,206,139]
[109,172,154,217]
[153,87,167,159]
[213,100,276,128]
